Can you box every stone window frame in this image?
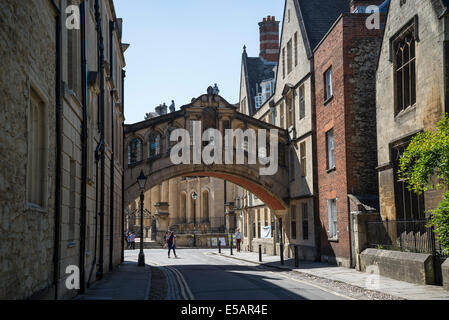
[287,39,293,74]
[324,66,333,103]
[148,132,161,160]
[291,204,297,240]
[390,133,425,221]
[127,137,143,166]
[26,81,50,212]
[298,84,305,120]
[389,16,419,116]
[300,141,307,177]
[302,202,309,241]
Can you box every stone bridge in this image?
[124,88,289,216]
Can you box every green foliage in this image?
[399,114,449,254]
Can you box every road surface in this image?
[125,248,350,300]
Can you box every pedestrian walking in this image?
[167,231,177,258]
[235,228,242,252]
[130,232,136,250]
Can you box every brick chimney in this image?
[258,15,280,62]
[350,0,385,13]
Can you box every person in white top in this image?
[235,228,242,252]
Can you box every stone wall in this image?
[0,0,57,299]
[360,248,435,285]
[376,0,447,220]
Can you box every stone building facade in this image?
[0,0,58,300]
[376,0,449,222]
[0,0,127,299]
[314,12,383,267]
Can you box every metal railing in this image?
[366,219,446,257]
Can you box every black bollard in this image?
[230,233,233,256]
[294,245,299,267]
[259,244,262,262]
[218,239,221,254]
[280,243,284,265]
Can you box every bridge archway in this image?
[124,88,289,216]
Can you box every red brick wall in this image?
[314,15,382,264]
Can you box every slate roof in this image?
[295,0,350,53]
[243,52,276,116]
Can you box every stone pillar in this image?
[169,178,179,223]
[151,185,161,215]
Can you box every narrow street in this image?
[125,249,349,300]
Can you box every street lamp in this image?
[192,191,198,247]
[137,170,147,267]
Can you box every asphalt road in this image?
[131,248,349,300]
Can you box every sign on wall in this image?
[261,226,272,239]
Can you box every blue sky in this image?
[114,0,284,124]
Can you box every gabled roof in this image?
[242,49,276,116]
[294,0,350,57]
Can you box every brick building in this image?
[314,10,384,267]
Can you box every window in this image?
[287,94,293,127]
[128,138,142,165]
[394,27,416,114]
[392,141,425,220]
[300,142,306,177]
[280,102,285,129]
[298,85,305,119]
[289,148,295,180]
[288,9,291,23]
[257,210,261,239]
[302,203,309,240]
[148,133,161,159]
[294,32,298,66]
[328,199,338,239]
[324,67,333,101]
[287,39,293,74]
[255,94,263,109]
[326,129,335,170]
[282,48,286,79]
[291,205,297,239]
[27,88,48,208]
[270,107,276,125]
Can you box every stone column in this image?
[169,178,179,222]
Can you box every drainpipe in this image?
[53,1,62,300]
[109,20,115,272]
[79,0,88,294]
[94,0,106,279]
[121,69,126,263]
[87,141,102,287]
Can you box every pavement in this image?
[217,250,449,300]
[75,255,151,300]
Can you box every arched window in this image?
[128,138,142,165]
[167,127,177,152]
[148,133,161,159]
[202,190,209,223]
